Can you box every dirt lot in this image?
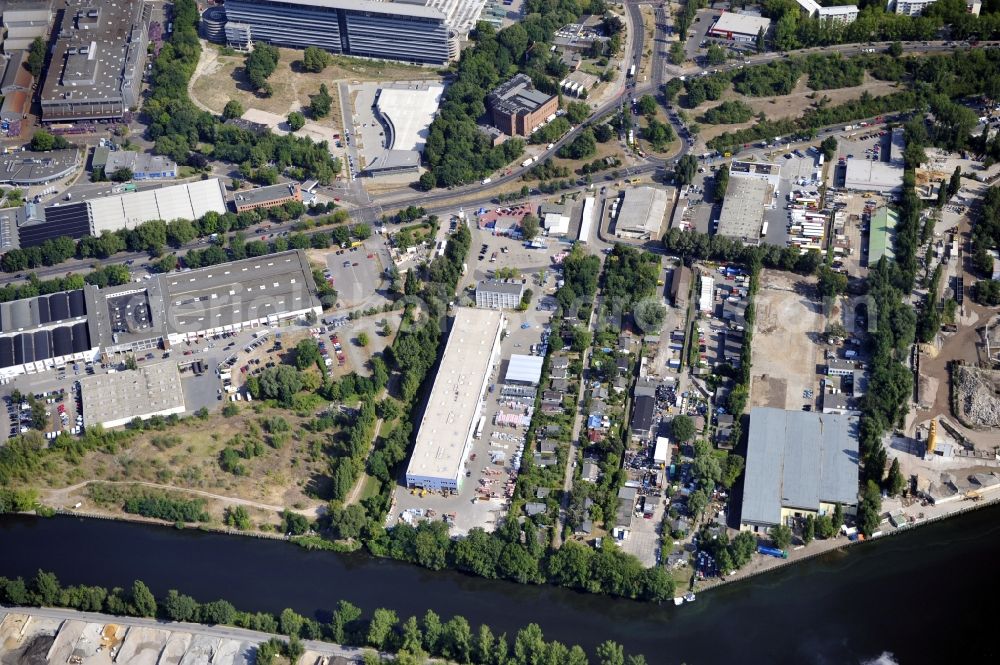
[189,44,440,119]
[695,74,901,142]
[749,271,827,411]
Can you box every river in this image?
[1,509,998,665]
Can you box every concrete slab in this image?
[114,626,170,665]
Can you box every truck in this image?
[521,157,535,168]
[628,64,636,78]
[757,546,788,559]
[481,177,492,185]
[844,125,855,131]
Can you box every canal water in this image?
[2,508,998,665]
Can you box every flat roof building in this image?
[630,394,656,440]
[891,0,938,15]
[92,149,177,181]
[406,308,505,491]
[0,149,79,186]
[844,159,905,195]
[39,0,150,123]
[708,12,772,42]
[615,187,670,240]
[0,287,99,378]
[79,362,186,429]
[2,3,53,51]
[795,0,859,22]
[222,0,455,65]
[740,407,859,531]
[232,183,302,213]
[1,51,34,95]
[717,180,769,242]
[505,353,544,385]
[487,74,559,137]
[476,279,524,310]
[85,179,228,235]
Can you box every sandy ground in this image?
[749,271,826,412]
[189,42,439,119]
[696,74,901,141]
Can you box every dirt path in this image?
[42,480,323,518]
[188,39,221,114]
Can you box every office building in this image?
[740,407,859,531]
[405,308,505,491]
[487,74,559,137]
[0,149,79,185]
[707,12,772,43]
[92,149,177,180]
[222,0,454,65]
[476,279,525,309]
[232,183,302,213]
[890,0,937,15]
[614,187,670,240]
[39,0,150,123]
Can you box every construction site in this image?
[952,363,1000,430]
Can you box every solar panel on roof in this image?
[52,326,72,357]
[68,290,86,317]
[19,334,34,363]
[12,335,24,365]
[37,296,52,324]
[49,293,70,321]
[32,331,51,360]
[71,322,90,353]
[20,203,91,248]
[0,338,13,369]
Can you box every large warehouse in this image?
[740,407,859,532]
[79,362,186,429]
[221,0,455,65]
[707,12,772,42]
[716,160,781,242]
[0,288,100,379]
[614,187,670,240]
[406,307,505,491]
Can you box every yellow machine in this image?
[926,419,938,455]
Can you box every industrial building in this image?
[0,288,98,378]
[487,74,559,137]
[92,149,177,181]
[716,160,781,242]
[1,51,34,95]
[629,394,656,440]
[868,206,899,264]
[614,187,670,240]
[844,159,905,195]
[39,0,150,123]
[80,178,228,235]
[670,266,691,308]
[560,70,599,98]
[0,149,80,185]
[740,407,859,531]
[79,362,186,428]
[405,307,505,491]
[1,2,53,51]
[795,0,859,23]
[232,182,302,213]
[221,0,455,65]
[365,83,444,177]
[707,12,772,42]
[475,279,524,309]
[504,353,544,385]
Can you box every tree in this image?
[110,167,133,182]
[357,332,370,347]
[687,488,708,518]
[280,608,304,637]
[520,214,540,241]
[820,136,838,161]
[224,505,251,530]
[130,580,157,617]
[201,599,236,625]
[571,327,592,352]
[295,338,321,369]
[596,641,625,665]
[32,570,61,606]
[637,94,657,116]
[756,27,766,54]
[245,43,280,90]
[27,37,46,78]
[674,154,698,185]
[802,515,815,544]
[706,43,727,66]
[163,590,199,622]
[886,458,905,497]
[948,165,962,198]
[888,41,903,57]
[257,365,304,405]
[668,42,685,65]
[769,524,792,550]
[367,608,398,649]
[670,414,695,442]
[310,84,333,118]
[302,46,331,72]
[30,130,56,152]
[832,502,844,530]
[222,99,244,120]
[287,111,306,131]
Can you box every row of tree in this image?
[0,570,649,664]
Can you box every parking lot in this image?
[318,239,391,309]
[390,307,555,536]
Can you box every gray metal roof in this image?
[505,353,544,384]
[741,407,859,527]
[232,183,300,208]
[261,0,445,19]
[477,279,524,295]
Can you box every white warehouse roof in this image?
[710,12,772,37]
[505,354,544,385]
[89,179,228,234]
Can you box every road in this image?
[0,605,370,662]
